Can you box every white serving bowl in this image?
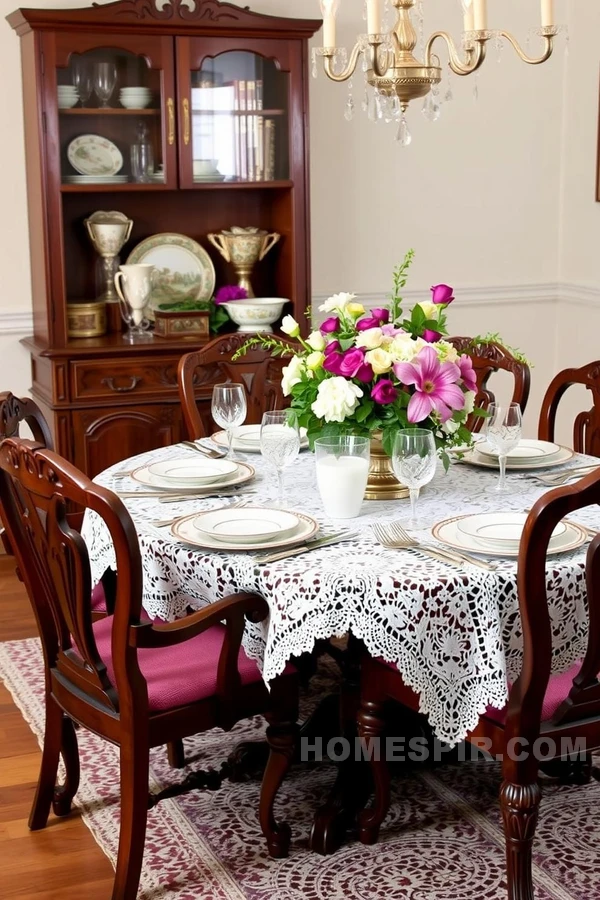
[58,96,79,109]
[221,298,288,333]
[120,98,153,109]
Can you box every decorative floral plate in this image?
[127,232,216,305]
[67,134,123,176]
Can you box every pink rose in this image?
[423,329,442,343]
[320,316,341,334]
[431,284,454,305]
[371,379,398,405]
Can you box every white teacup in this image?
[193,158,219,177]
[114,264,154,326]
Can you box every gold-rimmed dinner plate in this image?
[432,514,587,558]
[192,506,300,544]
[147,457,238,487]
[476,439,561,462]
[171,508,318,551]
[211,425,309,453]
[461,445,575,471]
[130,460,254,493]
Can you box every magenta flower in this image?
[320,316,341,334]
[423,328,442,343]
[214,285,248,304]
[371,379,398,405]
[323,347,373,382]
[324,340,340,355]
[356,307,390,331]
[458,354,477,393]
[431,284,454,305]
[371,307,390,323]
[394,346,465,424]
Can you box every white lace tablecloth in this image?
[81,442,599,746]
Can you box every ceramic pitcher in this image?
[114,264,154,327]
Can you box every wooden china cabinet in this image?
[8,0,319,476]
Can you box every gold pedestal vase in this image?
[364,433,409,501]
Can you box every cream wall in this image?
[0,0,594,441]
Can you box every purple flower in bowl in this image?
[214,285,248,305]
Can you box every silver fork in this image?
[182,440,227,460]
[152,498,251,528]
[523,465,600,487]
[372,522,497,572]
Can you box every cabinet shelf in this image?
[58,107,161,116]
[191,108,285,116]
[60,179,293,192]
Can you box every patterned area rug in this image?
[1,638,598,900]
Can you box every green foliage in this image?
[468,333,531,367]
[210,304,230,333]
[231,335,297,360]
[157,299,210,312]
[389,248,415,324]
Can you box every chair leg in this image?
[357,696,390,845]
[167,740,186,769]
[52,715,80,816]
[112,739,149,900]
[29,694,64,830]
[259,677,299,859]
[500,780,541,900]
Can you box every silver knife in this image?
[256,531,358,565]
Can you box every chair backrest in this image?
[178,333,297,440]
[538,361,600,455]
[0,391,53,447]
[513,470,600,738]
[447,337,531,432]
[0,437,147,717]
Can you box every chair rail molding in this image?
[558,282,600,308]
[0,311,34,334]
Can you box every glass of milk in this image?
[314,435,370,519]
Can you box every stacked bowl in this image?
[58,85,79,109]
[120,86,152,109]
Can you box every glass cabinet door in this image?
[178,44,290,186]
[47,34,176,189]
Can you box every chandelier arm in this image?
[424,31,486,76]
[370,43,392,79]
[322,43,363,83]
[496,31,554,65]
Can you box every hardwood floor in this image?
[0,554,114,899]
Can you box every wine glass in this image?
[211,384,247,459]
[392,428,438,529]
[72,58,93,107]
[260,411,300,508]
[94,61,117,108]
[484,402,523,493]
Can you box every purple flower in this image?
[323,347,373,382]
[371,379,398,405]
[423,329,442,343]
[339,348,368,378]
[381,324,405,337]
[431,284,454,305]
[324,340,340,355]
[370,307,390,324]
[322,353,344,376]
[214,285,248,304]
[355,362,374,383]
[320,316,341,334]
[356,307,390,331]
[394,346,465,424]
[458,354,478,393]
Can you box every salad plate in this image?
[211,424,309,453]
[462,445,574,471]
[456,512,567,552]
[476,439,561,462]
[131,460,254,493]
[147,457,238,487]
[192,507,300,544]
[171,508,318,551]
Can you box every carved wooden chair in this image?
[0,438,299,897]
[538,360,600,455]
[0,391,114,619]
[447,337,531,432]
[178,333,298,440]
[357,469,600,900]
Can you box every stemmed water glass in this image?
[211,384,247,460]
[392,428,438,529]
[485,402,523,493]
[72,58,93,107]
[94,61,117,108]
[260,411,300,508]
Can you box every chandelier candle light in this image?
[316,0,561,144]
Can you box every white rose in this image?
[318,291,357,314]
[365,348,393,375]
[281,355,306,396]
[464,390,476,415]
[306,330,326,351]
[306,351,325,371]
[281,315,300,338]
[389,334,426,363]
[418,300,439,320]
[435,340,459,363]
[355,327,383,350]
[311,376,363,423]
[442,418,460,435]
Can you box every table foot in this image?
[309,760,371,855]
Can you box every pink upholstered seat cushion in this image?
[91,581,107,613]
[91,614,266,712]
[377,658,582,725]
[484,662,582,725]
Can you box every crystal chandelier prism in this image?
[314,0,563,144]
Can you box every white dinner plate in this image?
[147,457,237,487]
[456,512,567,552]
[432,514,587,558]
[67,134,123,176]
[131,460,254,493]
[171,508,318,551]
[476,439,561,462]
[211,425,309,453]
[462,445,575,471]
[192,507,300,544]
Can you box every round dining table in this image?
[81,439,598,748]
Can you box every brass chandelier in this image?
[314,0,563,144]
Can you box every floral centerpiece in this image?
[235,250,484,472]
